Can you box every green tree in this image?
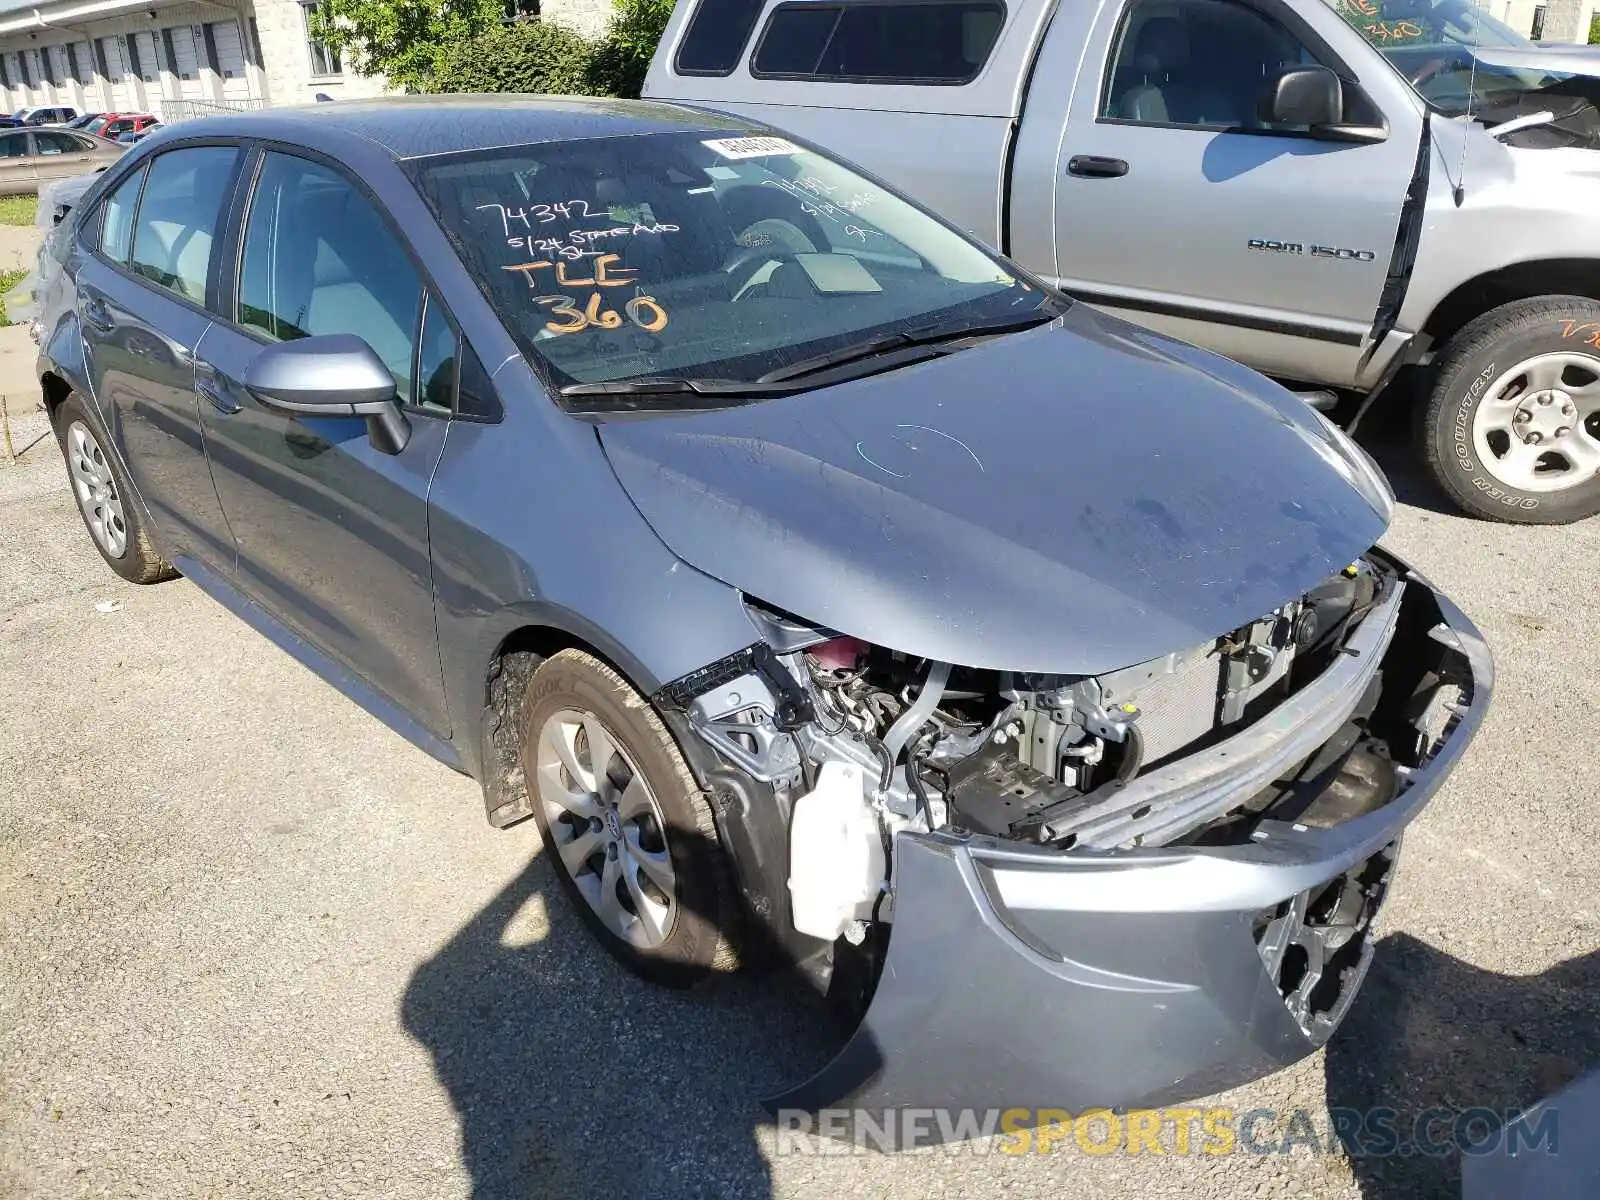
[586,0,674,98]
[307,0,507,92]
[428,19,598,95]
[1590,11,1599,43]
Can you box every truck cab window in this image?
[753,1,1006,84]
[675,0,766,75]
[1102,0,1321,129]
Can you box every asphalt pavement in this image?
[2,328,1598,1199]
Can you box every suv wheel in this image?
[52,393,177,583]
[519,649,741,985]
[1421,296,1600,523]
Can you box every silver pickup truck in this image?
[645,0,1600,524]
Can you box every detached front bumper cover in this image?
[770,558,1491,1145]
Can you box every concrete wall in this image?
[1497,0,1598,41]
[250,0,388,105]
[544,0,618,40]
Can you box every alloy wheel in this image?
[65,420,128,558]
[1472,352,1600,493]
[534,708,678,949]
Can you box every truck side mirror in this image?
[1260,65,1343,126]
[1260,65,1389,144]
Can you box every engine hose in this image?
[880,660,952,782]
[862,727,894,794]
[907,729,937,829]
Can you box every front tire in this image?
[51,393,177,583]
[1420,296,1600,523]
[520,649,741,986]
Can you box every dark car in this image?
[65,112,105,131]
[34,97,1489,1143]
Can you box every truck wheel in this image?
[1420,296,1600,523]
[519,649,741,986]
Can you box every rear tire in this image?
[51,393,177,583]
[520,649,741,986]
[1419,296,1600,523]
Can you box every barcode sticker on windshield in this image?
[702,136,800,160]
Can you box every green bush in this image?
[587,0,674,98]
[429,20,598,96]
[1590,11,1599,43]
[427,0,674,99]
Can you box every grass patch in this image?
[0,267,27,327]
[0,194,35,226]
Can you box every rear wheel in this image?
[520,649,741,985]
[1420,296,1600,523]
[52,393,176,583]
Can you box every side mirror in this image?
[1260,65,1343,126]
[1260,65,1389,144]
[244,333,411,455]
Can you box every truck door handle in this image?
[1067,155,1129,179]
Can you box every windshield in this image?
[1322,0,1600,124]
[410,131,1052,402]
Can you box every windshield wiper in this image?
[559,376,788,398]
[755,310,1060,384]
[558,309,1063,400]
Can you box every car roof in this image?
[167,95,760,162]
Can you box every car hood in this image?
[596,306,1390,675]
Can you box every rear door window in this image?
[34,130,83,155]
[752,1,1006,83]
[128,145,240,302]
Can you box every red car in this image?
[84,113,156,140]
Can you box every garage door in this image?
[133,32,160,84]
[98,37,129,108]
[71,43,103,110]
[167,25,204,98]
[15,50,36,103]
[48,46,69,101]
[208,21,251,99]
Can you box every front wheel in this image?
[1420,296,1600,523]
[519,649,742,986]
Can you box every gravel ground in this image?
[2,379,1597,1199]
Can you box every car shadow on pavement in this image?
[402,846,842,1200]
[1324,932,1600,1200]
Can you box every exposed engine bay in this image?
[655,550,1467,982]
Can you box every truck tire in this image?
[1420,296,1600,523]
[519,648,741,986]
[51,392,178,583]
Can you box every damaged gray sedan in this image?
[38,99,1489,1142]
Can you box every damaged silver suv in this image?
[39,98,1490,1140]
